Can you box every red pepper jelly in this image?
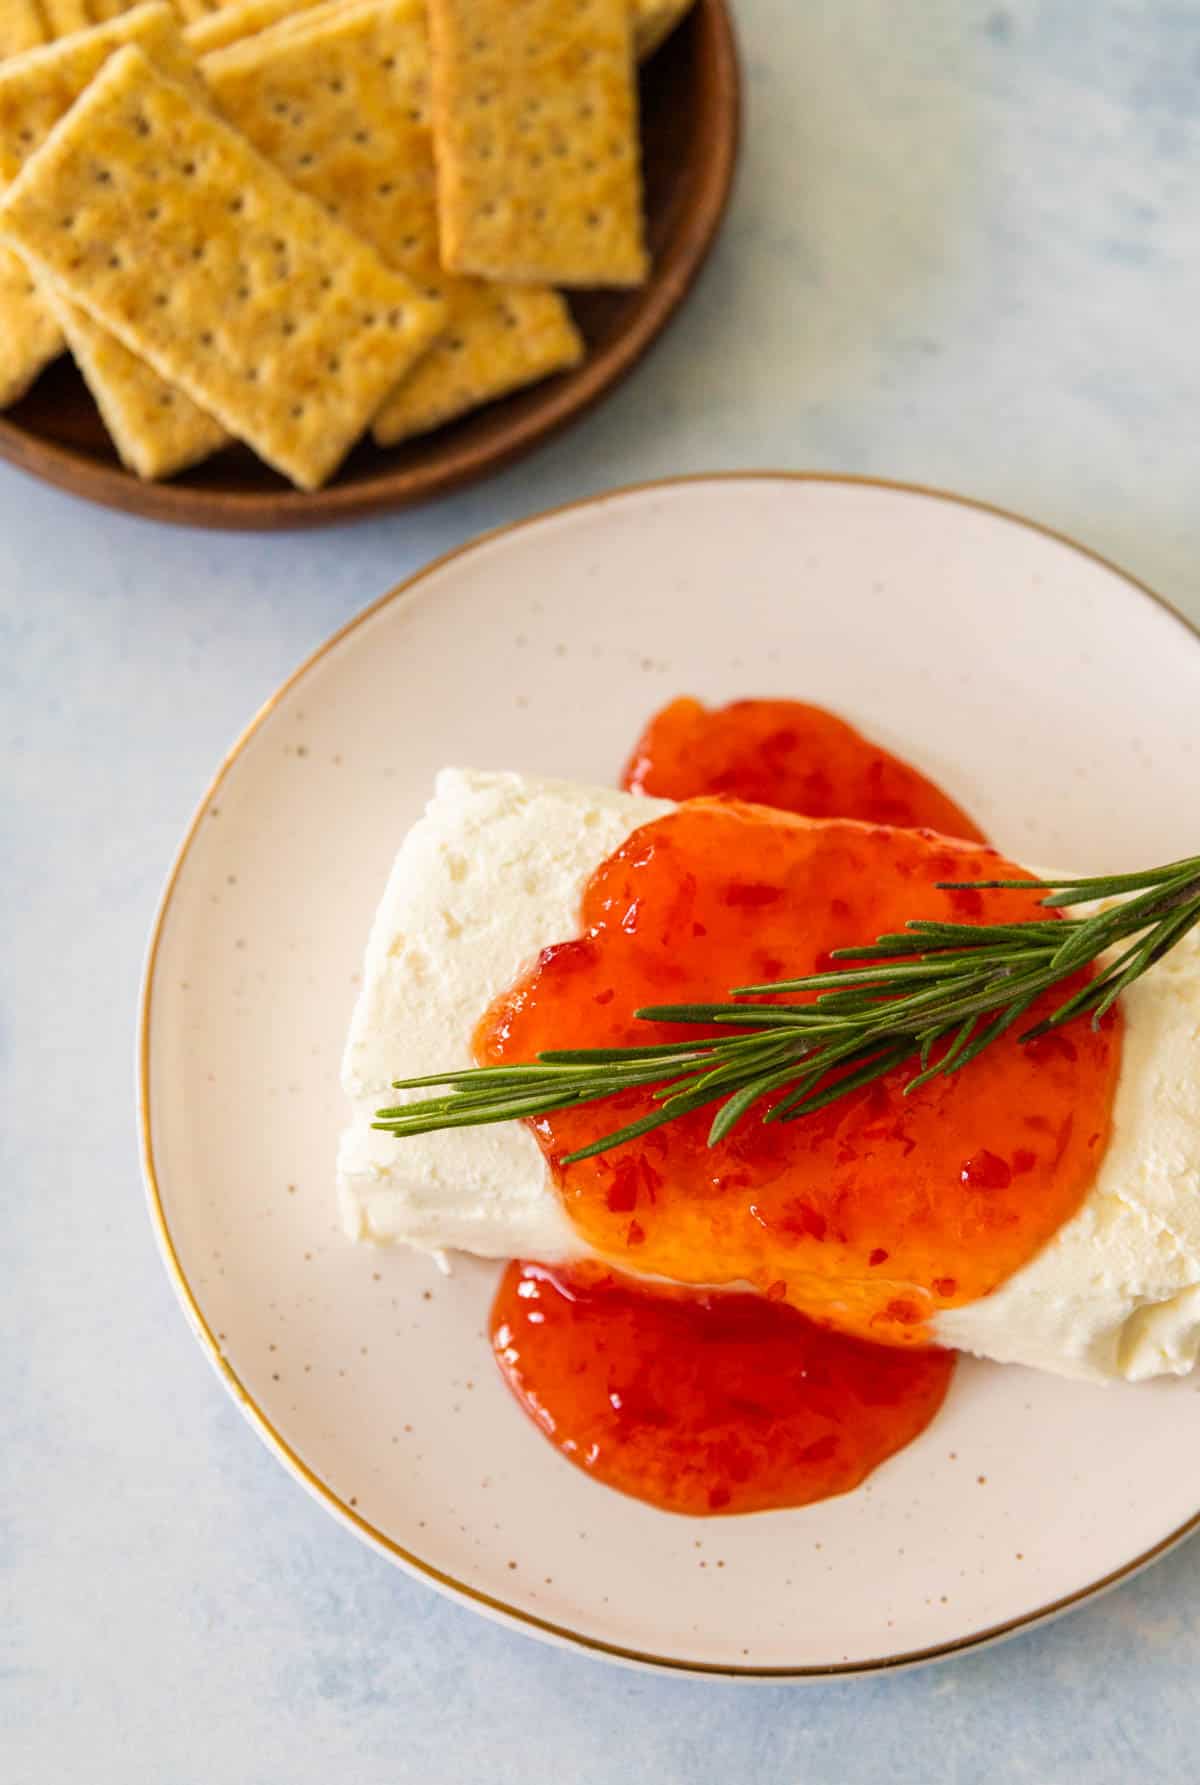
[481,805,1120,1346]
[491,1263,955,1516]
[622,696,985,841]
[484,703,1121,1515]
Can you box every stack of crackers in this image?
[0,0,695,489]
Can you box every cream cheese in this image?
[338,769,1200,1383]
[338,770,670,1262]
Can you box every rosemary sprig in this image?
[373,853,1200,1165]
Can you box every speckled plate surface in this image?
[139,474,1200,1676]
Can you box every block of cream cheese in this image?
[338,770,1200,1383]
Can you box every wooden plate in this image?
[0,3,739,530]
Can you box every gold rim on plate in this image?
[137,471,1200,1678]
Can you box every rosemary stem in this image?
[375,851,1200,1161]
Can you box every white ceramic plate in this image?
[140,474,1200,1677]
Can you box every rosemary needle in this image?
[373,853,1200,1165]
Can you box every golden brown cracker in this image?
[184,0,320,55]
[0,245,60,403]
[373,280,580,445]
[39,277,229,475]
[0,5,204,430]
[38,0,93,37]
[205,0,401,61]
[0,2,193,184]
[0,45,445,486]
[188,0,367,40]
[205,0,581,445]
[40,0,153,37]
[0,4,196,407]
[175,0,309,18]
[427,0,647,287]
[0,1,47,62]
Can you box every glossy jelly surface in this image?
[480,804,1120,1344]
[622,697,985,840]
[491,1262,956,1515]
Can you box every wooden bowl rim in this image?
[0,0,741,532]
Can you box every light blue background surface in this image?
[5,1,1200,1778]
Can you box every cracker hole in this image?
[229,196,244,213]
[157,391,175,407]
[153,291,168,307]
[327,354,340,372]
[144,205,160,221]
[352,129,369,144]
[327,77,345,93]
[199,330,214,346]
[378,182,395,197]
[290,403,304,418]
[181,160,197,176]
[94,168,112,185]
[387,308,404,327]
[281,319,297,336]
[382,54,396,69]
